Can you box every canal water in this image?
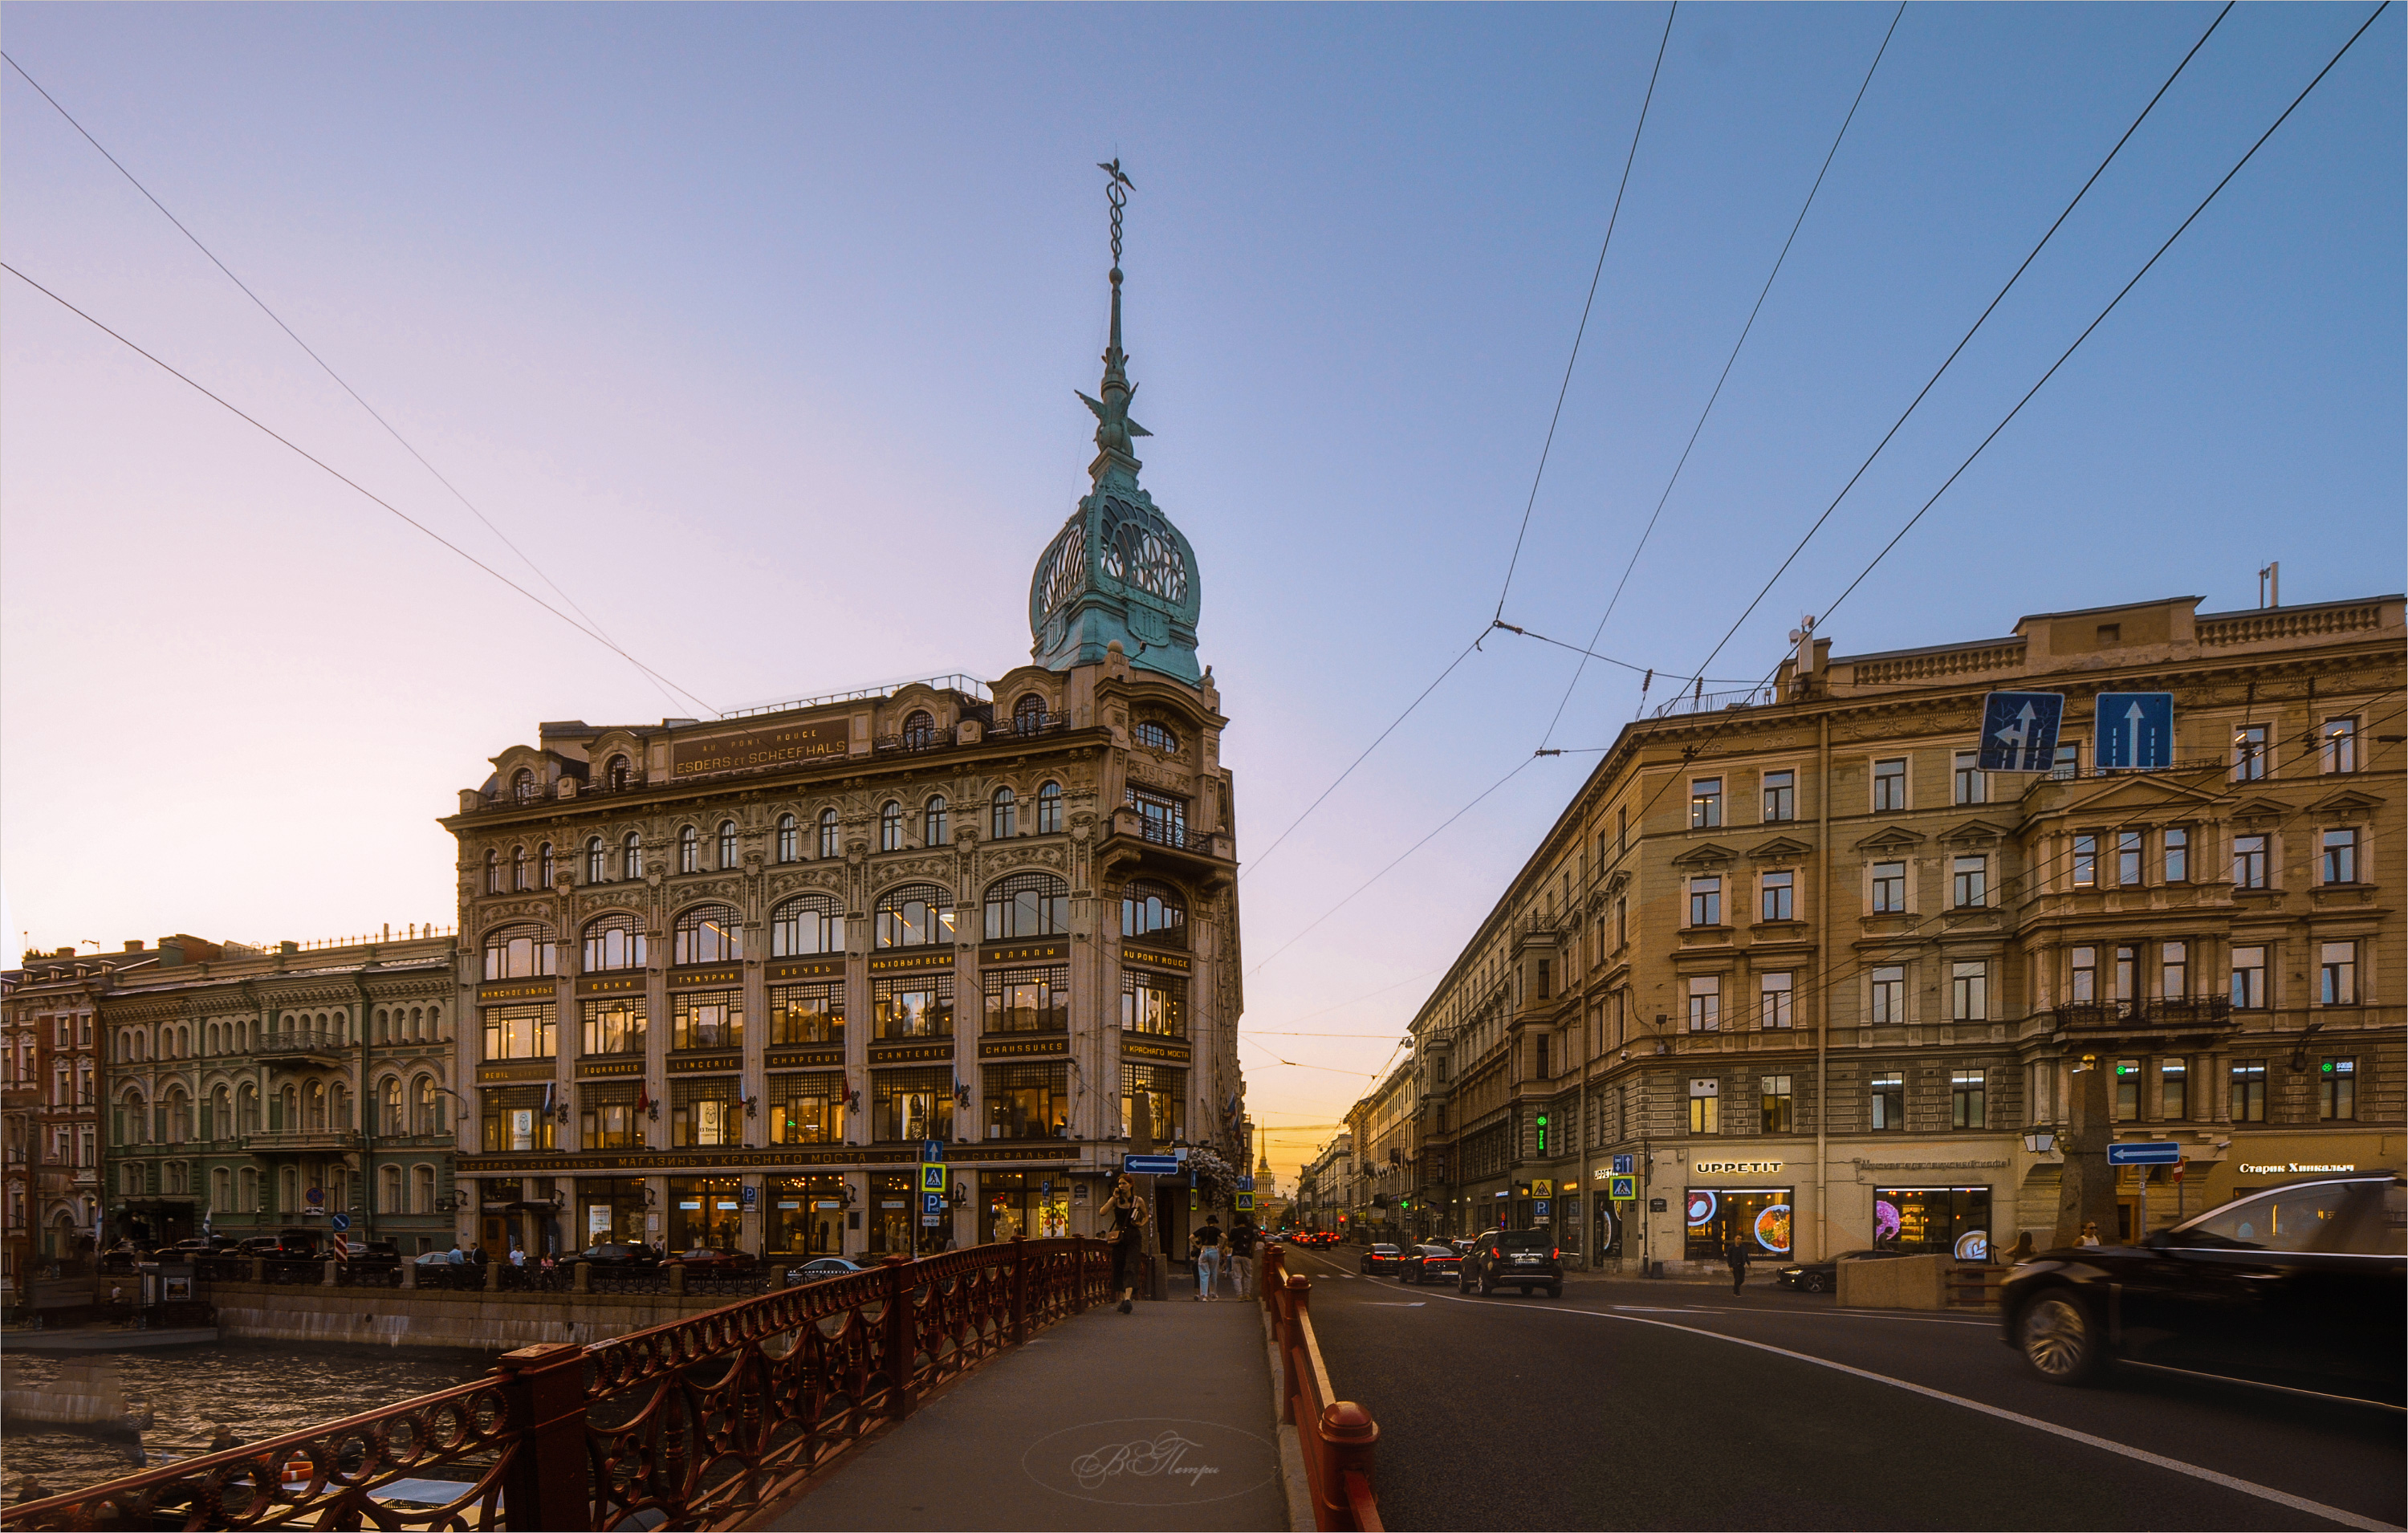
[1,1340,498,1507]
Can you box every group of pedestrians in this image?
[1099,1173,1259,1312]
[1187,1217,1255,1300]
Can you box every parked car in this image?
[1774,1248,1909,1295]
[236,1234,319,1259]
[577,1243,659,1268]
[787,1257,867,1284]
[1459,1229,1562,1298]
[2000,1172,2404,1406]
[1360,1244,1405,1275]
[169,1236,240,1256]
[665,1248,758,1275]
[345,1240,401,1264]
[1401,1244,1461,1285]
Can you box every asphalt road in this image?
[1278,1245,2406,1532]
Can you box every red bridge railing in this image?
[1,1234,1114,1532]
[1259,1245,1382,1531]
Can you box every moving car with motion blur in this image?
[1459,1229,1563,1298]
[1360,1243,1406,1275]
[1399,1243,1462,1285]
[786,1256,867,1284]
[1774,1248,1908,1294]
[2001,1172,2404,1406]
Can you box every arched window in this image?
[622,832,643,880]
[484,849,502,894]
[412,1165,437,1214]
[771,893,841,957]
[582,913,646,972]
[378,1165,402,1214]
[991,787,1017,839]
[585,836,606,884]
[1135,721,1178,752]
[605,754,632,790]
[381,1078,404,1137]
[511,767,538,803]
[718,819,739,868]
[306,1082,327,1131]
[482,924,557,981]
[539,843,555,888]
[875,884,957,949]
[1123,879,1188,945]
[413,1076,440,1137]
[512,845,530,891]
[879,801,903,852]
[1036,781,1064,835]
[673,903,743,966]
[677,825,699,874]
[925,796,950,848]
[1013,693,1047,734]
[902,710,937,750]
[209,1086,231,1140]
[776,814,799,864]
[818,808,841,858]
[238,1084,260,1136]
[985,872,1069,940]
[166,1092,190,1144]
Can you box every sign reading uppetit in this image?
[1978,691,2065,772]
[669,720,851,779]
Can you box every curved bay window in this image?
[991,787,1017,839]
[673,904,743,966]
[875,884,956,949]
[769,1071,844,1145]
[1035,781,1064,835]
[581,1083,641,1150]
[872,1067,952,1143]
[986,872,1069,941]
[985,966,1068,1034]
[776,813,799,863]
[1122,880,1187,946]
[818,807,841,857]
[1122,1063,1185,1144]
[677,826,700,874]
[771,893,840,957]
[1123,971,1186,1037]
[985,1062,1068,1139]
[1126,786,1186,844]
[1013,693,1047,734]
[771,982,843,1046]
[874,974,954,1039]
[901,710,938,750]
[584,836,606,884]
[672,990,742,1051]
[482,925,557,981]
[622,832,643,880]
[718,819,739,868]
[925,795,950,847]
[879,801,904,852]
[482,1086,554,1153]
[482,1003,558,1061]
[670,1079,742,1149]
[581,998,645,1055]
[582,913,647,972]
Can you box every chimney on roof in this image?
[123,941,144,953]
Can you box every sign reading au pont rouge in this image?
[669,721,850,780]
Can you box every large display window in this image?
[1684,1186,1793,1263]
[980,1171,1070,1243]
[666,1176,742,1251]
[1873,1186,1991,1260]
[766,1174,846,1257]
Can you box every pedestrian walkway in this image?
[765,1295,1286,1532]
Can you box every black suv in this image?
[1459,1228,1563,1298]
[2001,1172,2404,1405]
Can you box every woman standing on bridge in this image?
[1105,1175,1150,1315]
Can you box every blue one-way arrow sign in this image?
[2106,1141,2182,1166]
[1122,1153,1182,1176]
[2095,692,2174,770]
[1979,691,2065,772]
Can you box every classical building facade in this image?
[3,949,122,1283]
[444,251,1246,1263]
[1407,593,2403,1272]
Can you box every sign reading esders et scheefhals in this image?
[669,721,850,779]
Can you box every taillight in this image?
[1490,1248,1502,1259]
[1552,1249,1560,1261]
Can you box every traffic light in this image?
[1536,1112,1549,1154]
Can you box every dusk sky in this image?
[4,2,2400,1185]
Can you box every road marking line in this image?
[1428,1291,2397,1533]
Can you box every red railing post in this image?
[1008,1235,1030,1345]
[1321,1402,1381,1531]
[493,1341,591,1533]
[1260,1243,1286,1314]
[1279,1273,1309,1426]
[881,1254,917,1421]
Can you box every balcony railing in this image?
[2048,998,2234,1031]
[1653,685,1777,719]
[0,1236,1113,1533]
[245,1129,364,1153]
[1123,816,1220,855]
[253,1030,346,1061]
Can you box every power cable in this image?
[2,262,717,710]
[0,49,701,718]
[1493,0,1678,624]
[1534,2,1907,750]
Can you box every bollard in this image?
[400,1259,416,1290]
[323,1259,340,1287]
[250,1258,266,1283]
[573,1261,591,1294]
[667,1263,686,1297]
[485,1260,502,1293]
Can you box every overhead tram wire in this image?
[0,49,699,718]
[2,262,717,712]
[1491,0,1678,626]
[1533,2,1907,750]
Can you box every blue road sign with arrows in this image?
[1979,691,2065,772]
[1611,1153,1634,1177]
[2095,692,2175,770]
[331,1212,351,1233]
[2106,1141,2182,1166]
[1123,1153,1181,1176]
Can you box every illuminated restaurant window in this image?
[1873,1187,1992,1260]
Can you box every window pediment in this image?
[2227,797,2288,824]
[1853,826,1923,853]
[1747,836,1815,862]
[1939,818,2011,847]
[2308,788,2382,819]
[1670,842,1738,870]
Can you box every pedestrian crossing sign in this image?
[1531,1179,1553,1199]
[920,1163,947,1195]
[1609,1175,1637,1202]
[1236,1192,1255,1211]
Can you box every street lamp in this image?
[2021,1129,2056,1154]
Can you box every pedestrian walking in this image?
[1229,1222,1256,1299]
[1194,1231,1218,1299]
[1725,1234,1752,1295]
[2075,1221,2103,1248]
[1104,1175,1149,1315]
[2005,1231,2036,1267]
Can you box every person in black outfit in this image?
[1726,1235,1752,1295]
[1104,1176,1149,1314]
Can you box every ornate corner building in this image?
[443,253,1247,1263]
[1400,594,2402,1272]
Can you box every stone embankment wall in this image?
[206,1283,755,1351]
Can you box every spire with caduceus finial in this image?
[1078,157,1151,482]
